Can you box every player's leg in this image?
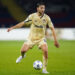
[40,44,49,73]
[16,43,30,63]
[21,43,30,58]
[38,39,49,73]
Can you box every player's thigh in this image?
[39,39,48,51]
[21,43,30,52]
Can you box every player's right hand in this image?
[54,41,60,48]
[7,28,13,32]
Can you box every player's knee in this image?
[42,44,48,52]
[42,47,48,59]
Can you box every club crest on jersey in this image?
[35,20,37,22]
[42,19,46,23]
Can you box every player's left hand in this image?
[54,41,59,48]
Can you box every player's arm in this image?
[47,16,59,48]
[7,21,25,32]
[7,14,32,32]
[50,26,59,48]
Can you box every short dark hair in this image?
[36,2,45,7]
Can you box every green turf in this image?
[0,40,75,75]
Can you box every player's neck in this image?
[37,12,44,17]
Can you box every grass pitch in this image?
[0,40,75,75]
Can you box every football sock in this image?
[21,52,25,58]
[43,56,48,70]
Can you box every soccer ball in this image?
[33,60,43,70]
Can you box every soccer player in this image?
[7,2,59,74]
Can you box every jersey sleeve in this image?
[47,15,54,28]
[24,14,32,25]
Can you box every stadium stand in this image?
[0,0,75,28]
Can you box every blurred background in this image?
[0,0,75,40]
[0,0,75,28]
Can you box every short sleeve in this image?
[24,14,32,25]
[47,15,54,28]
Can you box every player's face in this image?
[37,5,45,14]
